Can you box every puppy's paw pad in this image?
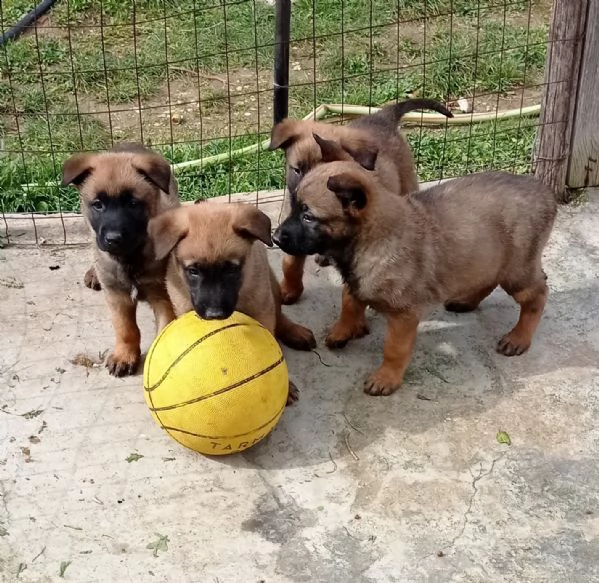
[106,350,140,377]
[84,267,101,291]
[444,301,477,313]
[280,282,303,305]
[496,333,530,357]
[363,369,403,396]
[286,381,300,405]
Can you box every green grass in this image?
[0,0,551,213]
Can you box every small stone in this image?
[437,550,444,557]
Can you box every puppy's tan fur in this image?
[295,162,557,396]
[270,99,453,307]
[62,143,180,376]
[148,202,316,371]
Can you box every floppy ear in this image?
[233,205,273,247]
[62,153,95,187]
[326,172,368,215]
[269,119,301,151]
[132,152,173,194]
[312,133,353,163]
[147,208,189,260]
[339,136,379,171]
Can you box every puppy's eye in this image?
[186,266,200,278]
[127,198,141,208]
[290,166,302,176]
[302,210,315,224]
[91,200,104,211]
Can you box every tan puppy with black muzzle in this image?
[274,136,557,396]
[148,202,317,403]
[62,143,179,376]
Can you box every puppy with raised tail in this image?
[269,98,454,306]
[274,136,557,396]
[148,202,316,402]
[62,143,179,376]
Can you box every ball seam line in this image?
[159,401,287,440]
[147,356,285,411]
[144,322,246,392]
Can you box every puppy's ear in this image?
[269,119,301,151]
[327,173,368,216]
[312,133,353,163]
[233,205,273,247]
[62,153,94,187]
[132,152,173,194]
[147,208,188,260]
[339,136,379,171]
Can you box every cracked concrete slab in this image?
[1,189,598,582]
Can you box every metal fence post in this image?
[273,0,291,125]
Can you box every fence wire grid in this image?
[1,0,554,243]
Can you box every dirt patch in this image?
[75,69,275,145]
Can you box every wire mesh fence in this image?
[1,0,552,242]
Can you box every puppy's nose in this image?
[103,231,124,249]
[272,228,286,247]
[202,307,228,320]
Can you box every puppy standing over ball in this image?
[274,136,557,396]
[62,143,179,376]
[148,202,317,402]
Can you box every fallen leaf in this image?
[29,436,40,444]
[497,431,511,446]
[22,409,44,420]
[126,453,144,463]
[59,561,71,578]
[0,525,8,536]
[146,533,169,557]
[162,457,176,462]
[20,447,32,462]
[38,421,47,434]
[17,563,27,578]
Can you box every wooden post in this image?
[568,0,599,188]
[533,0,588,201]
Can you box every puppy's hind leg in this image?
[497,270,548,356]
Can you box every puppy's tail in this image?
[377,98,454,125]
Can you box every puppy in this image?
[269,98,454,305]
[148,203,316,400]
[274,139,557,396]
[62,143,179,376]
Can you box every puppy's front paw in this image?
[106,345,141,377]
[289,325,317,351]
[286,381,300,405]
[325,319,369,349]
[363,366,404,396]
[84,266,101,291]
[496,332,531,357]
[280,279,303,305]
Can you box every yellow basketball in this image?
[143,311,289,455]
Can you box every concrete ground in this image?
[1,188,598,583]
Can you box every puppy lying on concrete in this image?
[274,136,557,396]
[269,98,454,306]
[148,202,317,403]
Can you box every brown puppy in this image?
[274,148,557,396]
[147,203,316,401]
[62,143,179,376]
[269,98,454,305]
